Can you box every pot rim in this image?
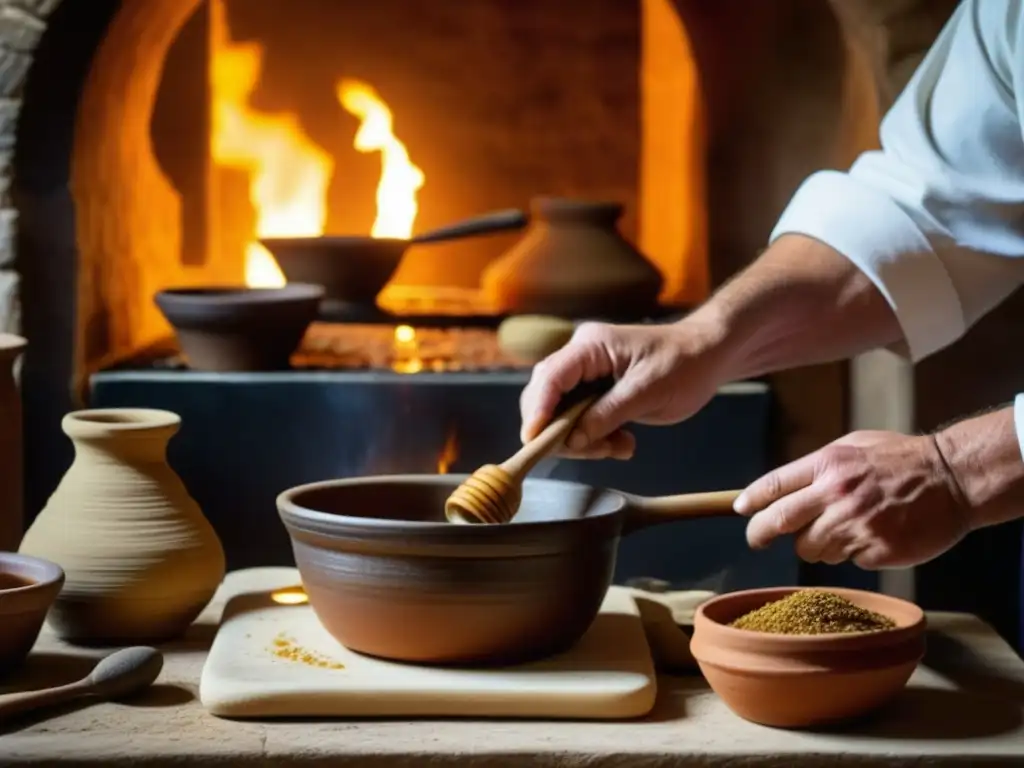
[0,552,65,614]
[63,408,181,438]
[693,586,926,651]
[0,552,64,591]
[277,474,628,539]
[155,283,325,306]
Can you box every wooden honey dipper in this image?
[445,395,598,525]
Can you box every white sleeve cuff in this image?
[1015,394,1024,463]
[769,171,967,363]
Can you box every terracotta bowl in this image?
[0,553,64,675]
[154,284,324,372]
[690,587,926,729]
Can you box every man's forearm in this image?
[934,405,1024,530]
[683,234,905,382]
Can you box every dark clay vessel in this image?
[0,553,64,675]
[154,284,323,372]
[690,587,926,728]
[481,198,664,318]
[262,209,526,307]
[277,475,736,666]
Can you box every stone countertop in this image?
[3,568,1024,767]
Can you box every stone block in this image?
[10,0,62,20]
[0,4,45,52]
[0,207,16,266]
[0,44,31,96]
[0,96,19,141]
[0,268,20,334]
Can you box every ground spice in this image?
[269,633,345,669]
[730,590,897,635]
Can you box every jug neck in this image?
[530,198,624,227]
[62,408,180,463]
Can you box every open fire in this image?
[209,0,424,290]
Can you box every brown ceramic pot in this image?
[0,334,25,551]
[262,208,526,306]
[690,587,926,729]
[480,198,664,318]
[154,284,324,372]
[277,475,737,666]
[0,553,64,675]
[18,408,226,644]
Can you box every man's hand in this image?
[518,319,729,460]
[734,430,971,569]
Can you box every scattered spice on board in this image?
[270,633,345,669]
[730,590,897,635]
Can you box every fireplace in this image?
[14,0,860,515]
[10,0,1022,647]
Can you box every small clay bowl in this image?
[0,553,64,675]
[154,284,324,372]
[690,587,925,729]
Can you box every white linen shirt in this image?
[770,0,1024,457]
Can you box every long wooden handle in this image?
[623,490,742,533]
[500,395,598,479]
[0,679,91,720]
[410,209,527,245]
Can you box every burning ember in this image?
[436,429,460,474]
[209,0,424,288]
[271,586,309,606]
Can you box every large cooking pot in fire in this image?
[260,209,526,307]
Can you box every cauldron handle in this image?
[620,489,742,535]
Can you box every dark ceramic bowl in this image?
[278,475,630,666]
[154,284,324,372]
[260,237,407,305]
[0,553,64,675]
[690,587,926,728]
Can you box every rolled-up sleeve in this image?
[770,0,1024,363]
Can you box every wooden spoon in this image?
[0,645,163,720]
[445,395,597,524]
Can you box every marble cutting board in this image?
[199,583,658,719]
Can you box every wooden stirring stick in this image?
[0,646,163,721]
[445,395,598,524]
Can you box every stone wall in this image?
[0,0,60,337]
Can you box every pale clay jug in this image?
[19,408,225,644]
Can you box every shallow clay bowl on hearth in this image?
[154,284,324,372]
[690,587,926,729]
[0,553,64,676]
[278,474,737,666]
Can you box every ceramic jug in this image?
[481,197,664,319]
[19,408,225,644]
[0,334,25,552]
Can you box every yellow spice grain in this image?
[730,590,896,635]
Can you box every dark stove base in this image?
[88,370,795,592]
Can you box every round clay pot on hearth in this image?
[18,408,226,645]
[481,198,664,319]
[154,284,324,372]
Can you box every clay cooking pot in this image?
[690,587,926,728]
[481,197,665,319]
[278,474,735,666]
[154,283,324,372]
[0,553,64,675]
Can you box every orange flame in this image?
[209,0,423,287]
[436,429,459,474]
[338,80,425,240]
